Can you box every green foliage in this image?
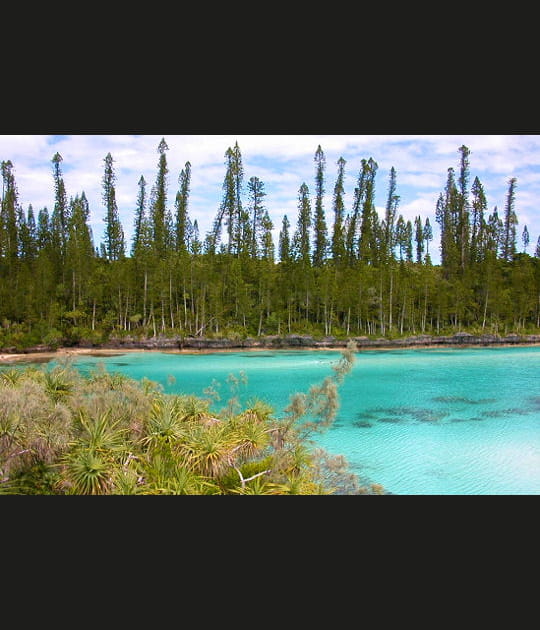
[1,139,539,357]
[0,345,366,494]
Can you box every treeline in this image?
[1,139,540,350]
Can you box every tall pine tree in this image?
[501,177,518,262]
[292,183,312,266]
[149,138,170,259]
[102,152,125,261]
[312,145,328,267]
[331,156,347,263]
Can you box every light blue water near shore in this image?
[49,346,540,495]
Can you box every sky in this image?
[1,134,539,263]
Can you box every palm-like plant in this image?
[26,402,73,464]
[41,368,75,403]
[110,460,143,495]
[0,411,27,480]
[87,366,129,390]
[239,398,274,423]
[180,423,239,479]
[231,419,271,462]
[140,397,186,449]
[60,449,113,495]
[139,446,219,494]
[75,410,129,454]
[177,395,215,425]
[231,475,286,495]
[0,368,24,386]
[275,473,327,495]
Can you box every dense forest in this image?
[1,139,540,351]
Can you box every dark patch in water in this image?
[365,406,405,416]
[432,395,497,405]
[452,416,486,422]
[413,410,448,422]
[378,416,403,424]
[352,421,373,428]
[111,362,130,367]
[356,411,379,420]
[365,405,448,423]
[481,408,532,418]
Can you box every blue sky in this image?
[1,134,539,262]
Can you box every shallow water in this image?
[40,346,540,494]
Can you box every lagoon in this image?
[47,345,540,495]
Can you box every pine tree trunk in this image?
[482,289,489,330]
[169,273,174,329]
[388,270,393,332]
[183,281,188,330]
[143,269,148,327]
[161,297,166,332]
[379,276,385,336]
[72,270,76,312]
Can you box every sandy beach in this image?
[2,339,540,365]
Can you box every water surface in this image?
[38,346,540,495]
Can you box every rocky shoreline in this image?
[3,331,540,358]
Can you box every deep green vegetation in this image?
[1,140,540,351]
[0,342,382,494]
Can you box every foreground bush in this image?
[0,344,385,495]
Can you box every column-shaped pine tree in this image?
[346,159,369,264]
[521,225,529,253]
[501,177,518,262]
[312,145,328,267]
[66,193,96,312]
[149,138,170,259]
[102,152,125,261]
[51,152,70,261]
[247,176,266,258]
[470,176,487,263]
[457,145,471,270]
[358,157,378,264]
[260,209,274,262]
[414,215,424,263]
[210,143,244,255]
[423,217,433,262]
[175,162,192,254]
[22,204,37,262]
[1,160,19,267]
[279,214,291,263]
[486,206,503,259]
[383,166,399,261]
[132,175,147,257]
[331,156,346,263]
[231,141,244,255]
[436,168,460,273]
[292,183,312,266]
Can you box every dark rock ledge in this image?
[78,332,540,351]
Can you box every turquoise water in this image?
[44,346,540,494]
